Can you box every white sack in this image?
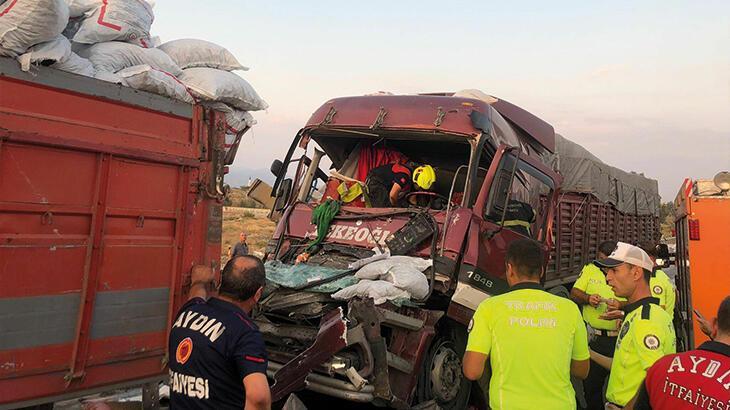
[158,39,247,71]
[73,0,153,46]
[118,64,193,103]
[53,51,95,76]
[94,69,125,84]
[78,41,181,75]
[355,256,432,280]
[203,102,256,133]
[332,280,411,305]
[17,35,71,71]
[179,68,268,111]
[65,0,98,17]
[382,266,429,299]
[0,0,69,56]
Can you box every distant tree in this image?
[659,201,676,238]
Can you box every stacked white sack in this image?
[0,0,69,57]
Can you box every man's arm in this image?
[243,373,271,410]
[570,287,600,307]
[571,359,590,379]
[463,351,488,380]
[589,349,613,370]
[389,183,402,206]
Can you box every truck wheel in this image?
[415,320,471,409]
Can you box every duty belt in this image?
[595,329,619,337]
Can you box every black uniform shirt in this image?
[369,163,413,190]
[168,297,268,409]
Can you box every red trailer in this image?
[0,57,235,408]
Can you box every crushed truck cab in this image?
[259,92,659,408]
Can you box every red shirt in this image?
[635,341,730,409]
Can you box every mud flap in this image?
[270,307,348,402]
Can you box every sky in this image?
[154,1,730,201]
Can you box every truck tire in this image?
[414,320,471,409]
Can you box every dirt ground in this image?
[221,207,277,263]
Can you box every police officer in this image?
[591,242,676,409]
[463,238,590,409]
[627,295,730,409]
[639,242,676,319]
[168,257,271,410]
[571,240,626,409]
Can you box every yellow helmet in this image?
[412,165,436,190]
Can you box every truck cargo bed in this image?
[0,57,226,407]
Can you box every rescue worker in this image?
[168,257,271,410]
[626,295,730,409]
[364,162,435,207]
[639,242,676,319]
[570,240,626,410]
[591,242,676,409]
[463,238,590,409]
[501,199,536,236]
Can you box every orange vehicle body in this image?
[674,177,730,350]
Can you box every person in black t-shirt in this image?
[168,257,270,410]
[365,163,436,207]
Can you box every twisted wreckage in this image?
[251,90,661,408]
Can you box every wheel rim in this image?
[429,341,463,402]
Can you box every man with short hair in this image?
[591,242,676,409]
[463,238,590,409]
[639,242,676,319]
[627,295,730,409]
[168,256,271,410]
[571,240,626,409]
[229,232,250,259]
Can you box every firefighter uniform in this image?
[168,297,268,409]
[466,282,590,410]
[633,340,730,409]
[573,262,626,409]
[650,267,676,318]
[605,297,676,407]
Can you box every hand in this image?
[191,264,215,287]
[696,315,713,338]
[599,310,625,321]
[588,294,602,307]
[606,298,622,310]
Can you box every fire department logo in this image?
[653,285,663,295]
[644,334,660,350]
[176,337,193,365]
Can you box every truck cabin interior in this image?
[304,129,493,211]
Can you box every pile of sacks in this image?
[0,0,266,155]
[332,255,432,305]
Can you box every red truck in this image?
[259,92,660,408]
[0,57,242,408]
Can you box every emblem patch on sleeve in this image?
[653,285,663,295]
[176,337,193,364]
[643,334,660,350]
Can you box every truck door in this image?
[455,145,560,308]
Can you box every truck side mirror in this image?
[271,159,284,177]
[274,178,292,212]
